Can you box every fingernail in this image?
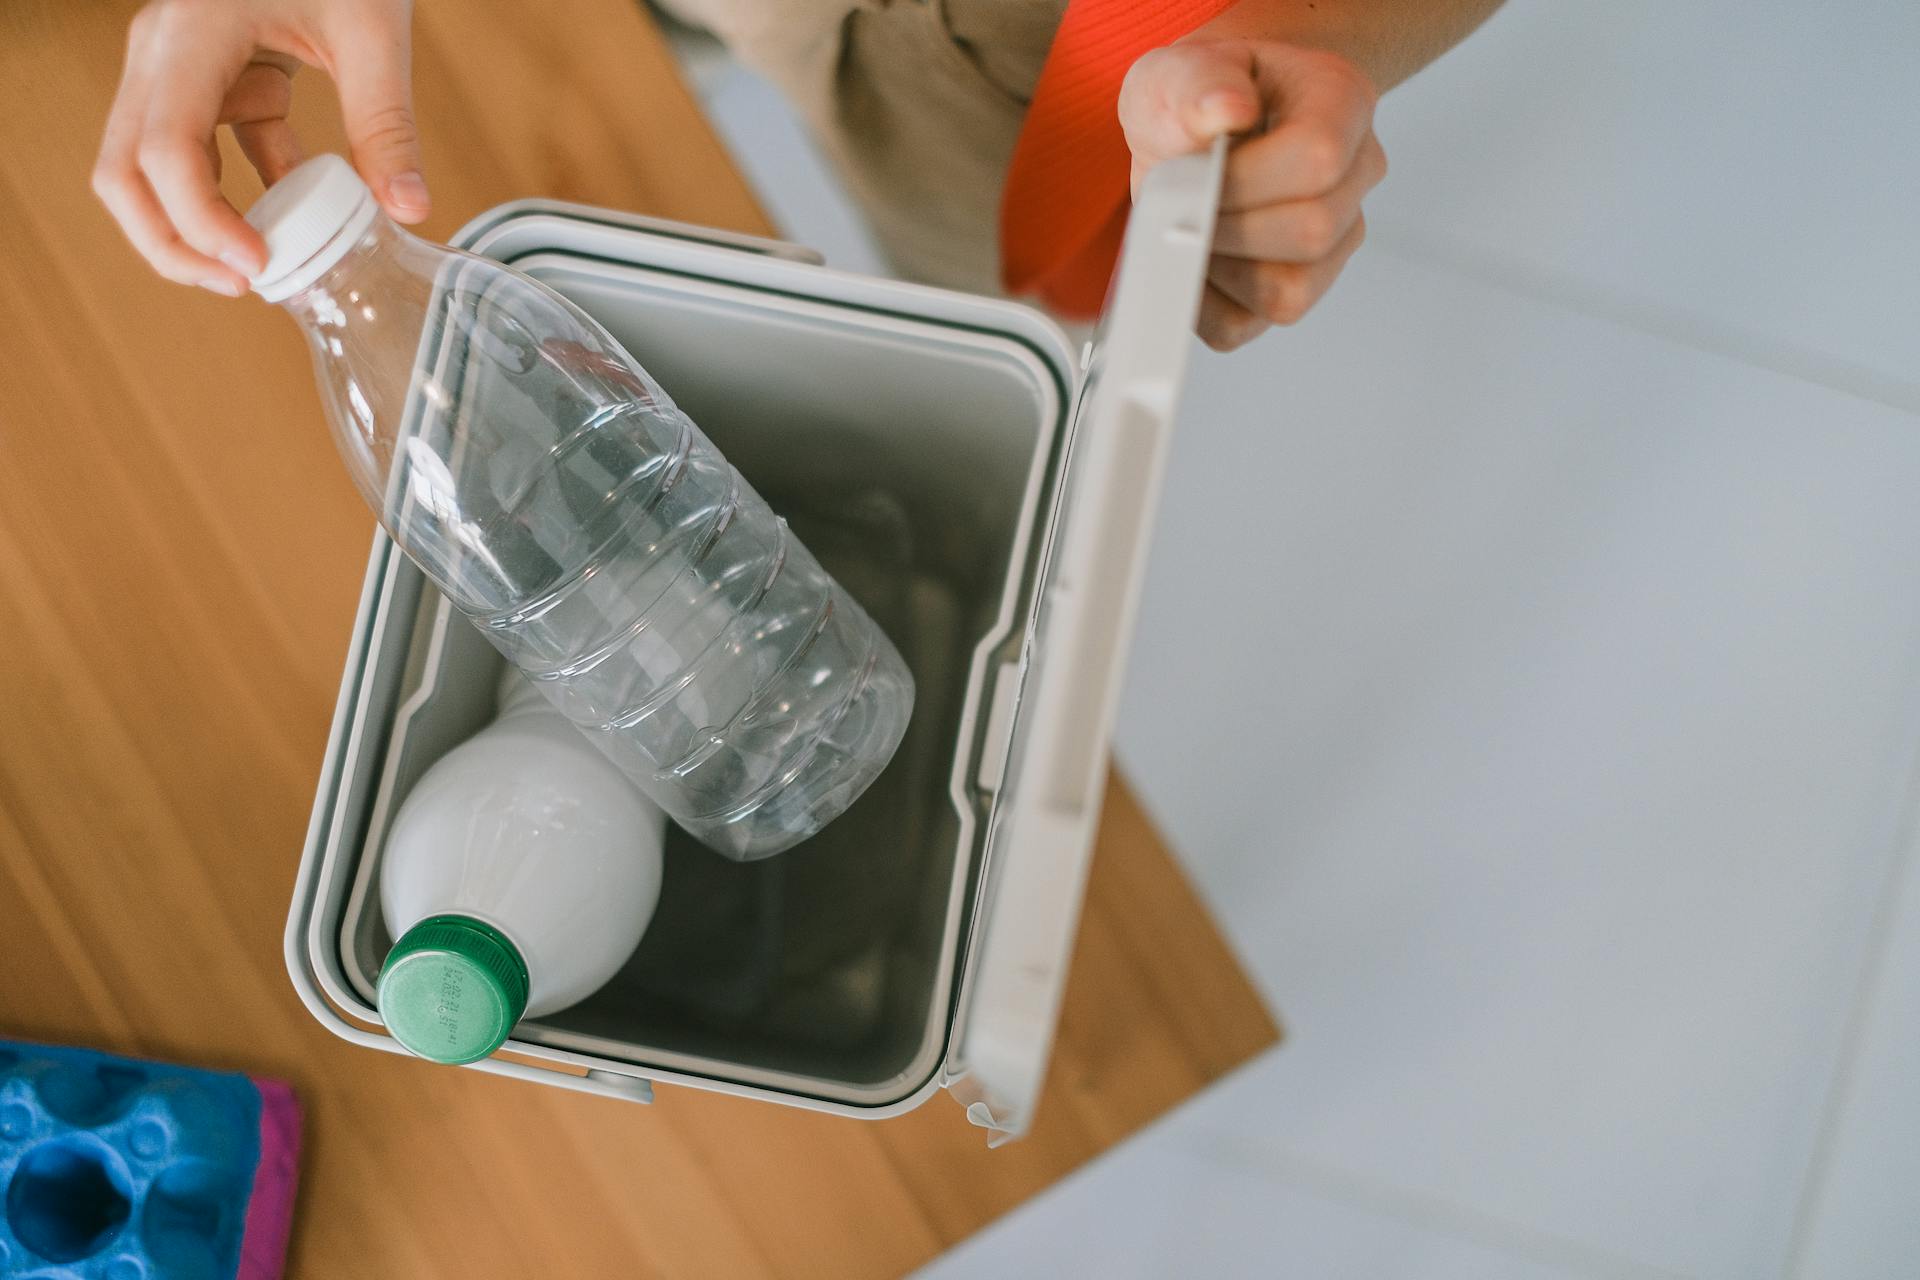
[1198,90,1254,133]
[387,171,430,215]
[220,249,262,277]
[200,277,247,298]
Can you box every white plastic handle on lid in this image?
[951,139,1227,1142]
[1030,138,1228,828]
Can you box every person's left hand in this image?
[1120,38,1385,351]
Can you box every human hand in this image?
[93,0,425,296]
[1120,39,1385,351]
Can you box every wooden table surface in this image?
[0,0,1278,1274]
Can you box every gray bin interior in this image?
[327,253,1068,1104]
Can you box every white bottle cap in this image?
[244,154,379,301]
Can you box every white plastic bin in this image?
[285,143,1224,1143]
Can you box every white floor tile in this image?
[1367,0,1920,405]
[1114,248,1920,1278]
[913,1102,1602,1280]
[1788,832,1920,1278]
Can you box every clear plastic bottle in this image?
[247,155,913,859]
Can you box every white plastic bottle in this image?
[245,154,914,860]
[378,667,666,1064]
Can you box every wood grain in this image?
[0,1,1278,1274]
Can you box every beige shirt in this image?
[660,0,1068,295]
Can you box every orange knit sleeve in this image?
[999,0,1237,318]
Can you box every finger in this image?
[232,116,306,185]
[222,59,305,184]
[1120,43,1265,171]
[1207,214,1366,326]
[97,170,251,295]
[1220,49,1377,211]
[135,10,267,273]
[1196,284,1270,353]
[329,15,429,221]
[94,15,248,293]
[1212,132,1384,261]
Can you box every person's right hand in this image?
[93,0,427,297]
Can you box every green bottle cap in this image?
[377,914,530,1065]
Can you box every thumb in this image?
[330,19,429,222]
[1120,43,1264,168]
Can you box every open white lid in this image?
[947,139,1227,1142]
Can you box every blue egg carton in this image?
[0,1043,262,1280]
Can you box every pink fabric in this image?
[237,1078,303,1280]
